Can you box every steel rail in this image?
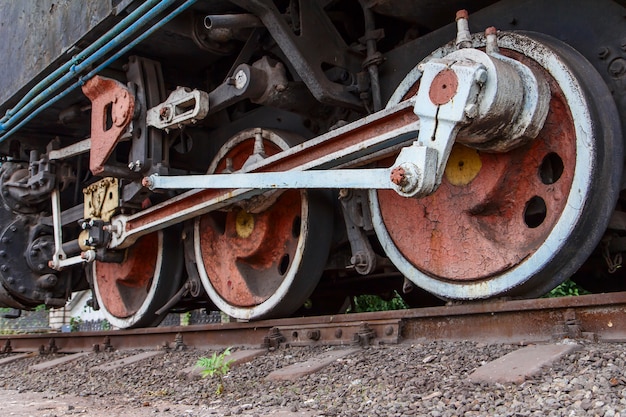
[0,292,624,354]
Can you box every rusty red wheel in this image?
[370,32,622,300]
[194,129,333,320]
[92,229,184,328]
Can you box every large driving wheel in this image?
[92,228,184,328]
[370,32,623,300]
[193,129,333,320]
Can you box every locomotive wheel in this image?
[92,229,184,328]
[370,32,623,300]
[193,129,333,320]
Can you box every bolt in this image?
[485,27,499,55]
[609,58,626,77]
[0,237,9,244]
[37,264,45,271]
[18,286,25,293]
[598,47,611,60]
[474,68,488,84]
[6,277,14,284]
[306,330,321,341]
[128,161,136,171]
[334,329,343,338]
[234,69,248,90]
[0,251,5,257]
[159,106,171,122]
[9,225,16,233]
[455,9,472,49]
[141,176,153,188]
[87,237,95,245]
[390,166,407,186]
[465,103,478,118]
[0,265,7,272]
[384,326,394,336]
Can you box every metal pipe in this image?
[360,1,382,112]
[0,0,181,136]
[0,0,163,124]
[204,14,263,30]
[0,0,199,142]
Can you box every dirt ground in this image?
[0,389,316,417]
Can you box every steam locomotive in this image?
[0,0,624,327]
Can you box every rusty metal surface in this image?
[94,232,158,319]
[1,292,626,353]
[122,100,419,238]
[0,1,119,111]
[376,58,576,282]
[82,76,135,176]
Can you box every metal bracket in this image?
[339,189,377,275]
[81,76,135,176]
[147,87,209,131]
[276,319,402,347]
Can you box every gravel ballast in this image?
[0,340,625,416]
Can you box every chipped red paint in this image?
[82,76,135,176]
[390,166,406,186]
[197,138,303,307]
[376,63,575,281]
[428,69,459,105]
[125,103,418,233]
[94,233,158,318]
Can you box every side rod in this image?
[108,100,420,248]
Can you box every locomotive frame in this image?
[0,0,625,328]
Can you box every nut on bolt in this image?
[390,166,407,186]
[141,176,153,189]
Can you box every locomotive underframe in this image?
[0,0,624,326]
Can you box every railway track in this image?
[1,292,624,354]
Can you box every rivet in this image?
[598,47,611,60]
[0,265,8,272]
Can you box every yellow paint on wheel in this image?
[235,210,255,238]
[444,144,482,186]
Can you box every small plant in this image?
[69,316,82,332]
[545,280,589,298]
[181,311,191,326]
[196,347,234,395]
[348,291,408,313]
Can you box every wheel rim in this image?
[194,129,333,320]
[370,32,623,299]
[93,229,183,328]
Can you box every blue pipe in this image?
[0,0,199,142]
[0,0,181,134]
[0,0,163,124]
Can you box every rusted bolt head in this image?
[455,9,469,21]
[598,47,611,60]
[609,58,626,77]
[384,326,394,336]
[306,330,321,341]
[390,166,407,186]
[141,177,153,188]
[334,329,343,338]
